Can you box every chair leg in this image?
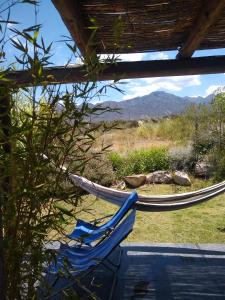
[108,270,117,300]
[105,246,123,300]
[43,271,101,300]
[88,246,122,300]
[106,245,122,268]
[41,246,123,299]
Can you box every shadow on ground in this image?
[113,243,225,300]
[39,243,225,300]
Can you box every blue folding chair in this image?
[42,209,136,299]
[66,191,138,245]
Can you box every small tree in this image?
[183,92,225,179]
[0,1,121,298]
[209,92,225,179]
[211,92,225,154]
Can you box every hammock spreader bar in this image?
[68,173,225,212]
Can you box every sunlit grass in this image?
[66,178,225,244]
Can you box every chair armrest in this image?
[66,219,99,241]
[76,219,98,231]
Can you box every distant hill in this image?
[91,91,214,121]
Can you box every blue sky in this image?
[5,0,225,102]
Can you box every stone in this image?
[124,175,146,188]
[146,171,173,184]
[194,160,212,178]
[173,171,191,186]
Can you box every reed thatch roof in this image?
[6,1,225,86]
[52,0,225,58]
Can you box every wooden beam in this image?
[4,56,225,86]
[51,0,93,57]
[177,0,225,58]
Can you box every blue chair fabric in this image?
[48,209,136,275]
[66,191,138,244]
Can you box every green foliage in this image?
[107,151,124,172]
[213,152,225,181]
[193,134,215,157]
[168,145,196,171]
[0,2,122,299]
[108,148,169,178]
[184,94,225,179]
[133,116,195,143]
[82,154,117,187]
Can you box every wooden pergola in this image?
[52,0,225,58]
[4,0,225,86]
[5,0,225,85]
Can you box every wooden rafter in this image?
[5,56,225,87]
[52,0,93,57]
[177,0,225,59]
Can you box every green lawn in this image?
[67,179,225,244]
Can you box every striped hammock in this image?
[68,173,225,212]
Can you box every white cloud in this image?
[100,52,146,62]
[123,75,201,100]
[118,53,146,61]
[148,52,169,60]
[7,23,14,29]
[99,51,169,62]
[205,85,223,96]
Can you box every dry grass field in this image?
[99,128,175,153]
[97,122,182,154]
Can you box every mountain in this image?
[91,91,213,121]
[184,94,214,105]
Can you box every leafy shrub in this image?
[108,152,124,171]
[168,145,196,171]
[213,155,225,180]
[82,155,117,186]
[108,148,169,178]
[193,134,215,157]
[208,149,225,181]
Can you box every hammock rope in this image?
[68,173,225,212]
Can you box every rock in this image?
[194,160,212,178]
[146,171,173,184]
[124,175,146,188]
[173,171,191,186]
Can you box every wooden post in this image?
[0,85,11,300]
[177,0,225,58]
